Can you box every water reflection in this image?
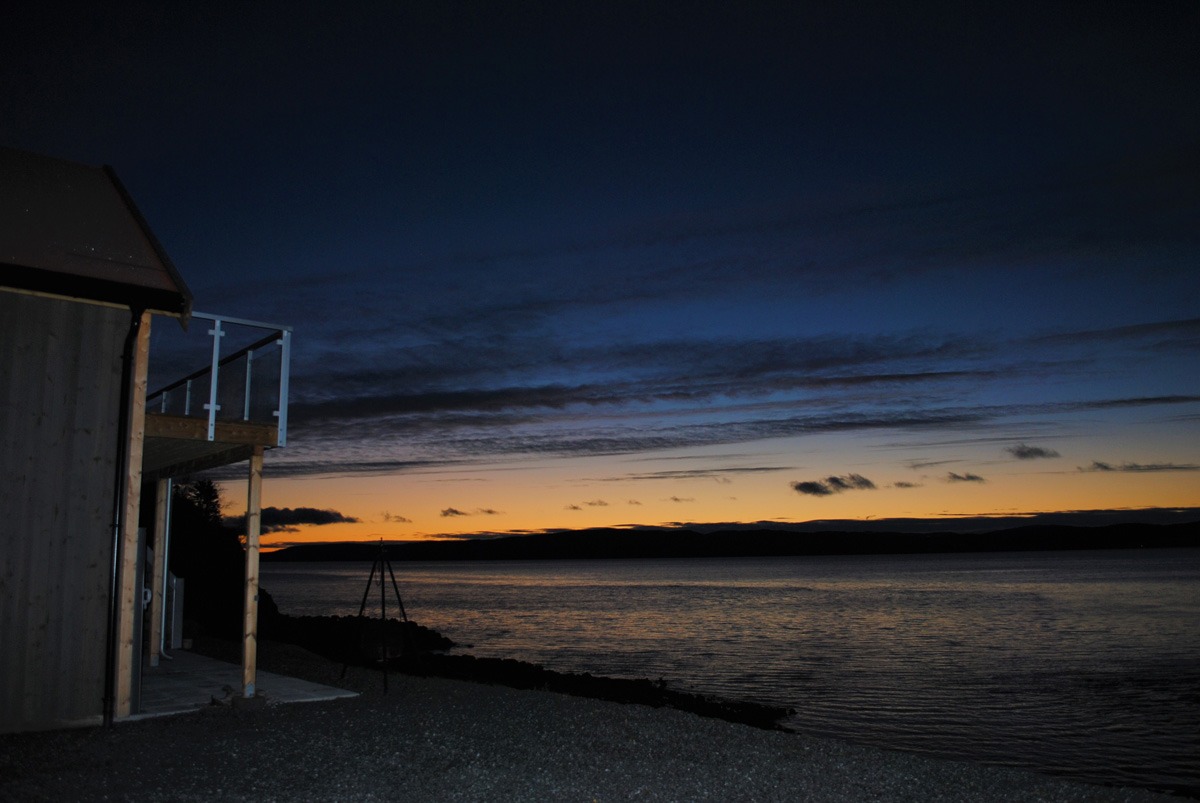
[263,549,1200,793]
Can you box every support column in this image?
[115,310,151,718]
[242,445,264,697]
[148,478,169,667]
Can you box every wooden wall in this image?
[0,291,127,733]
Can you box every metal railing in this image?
[146,312,292,447]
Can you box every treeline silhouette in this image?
[264,521,1197,562]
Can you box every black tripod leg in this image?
[380,549,388,693]
[357,559,379,617]
[384,557,416,664]
[341,558,381,680]
[385,558,409,623]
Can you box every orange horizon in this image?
[208,428,1200,551]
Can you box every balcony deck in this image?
[143,311,291,480]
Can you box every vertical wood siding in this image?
[1,292,126,733]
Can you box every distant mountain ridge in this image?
[263,520,1198,562]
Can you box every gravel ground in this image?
[0,644,1173,802]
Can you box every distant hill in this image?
[262,521,1197,562]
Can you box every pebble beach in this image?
[0,641,1173,802]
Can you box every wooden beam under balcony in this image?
[144,413,278,445]
[142,412,278,481]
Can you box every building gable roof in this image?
[0,147,192,319]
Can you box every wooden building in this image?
[1,147,289,733]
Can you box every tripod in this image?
[343,539,410,693]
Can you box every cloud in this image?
[667,496,694,503]
[584,499,609,507]
[565,504,582,511]
[791,473,876,496]
[265,320,1200,479]
[1079,461,1200,473]
[1031,318,1200,349]
[1068,395,1200,412]
[265,391,1198,477]
[251,457,458,479]
[230,506,360,533]
[1006,443,1060,460]
[287,329,1005,432]
[610,466,794,482]
[946,472,986,483]
[381,511,412,523]
[627,499,642,505]
[441,506,503,517]
[829,474,876,491]
[892,481,920,489]
[905,459,960,470]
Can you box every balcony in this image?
[143,312,291,481]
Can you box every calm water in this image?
[261,549,1200,795]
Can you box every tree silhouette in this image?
[173,478,224,528]
[161,478,249,640]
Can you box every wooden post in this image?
[115,310,151,718]
[148,478,169,667]
[242,445,264,697]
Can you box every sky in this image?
[4,2,1199,546]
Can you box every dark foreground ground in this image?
[0,641,1175,802]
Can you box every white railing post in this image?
[275,329,291,447]
[243,349,254,421]
[204,318,224,441]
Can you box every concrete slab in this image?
[131,650,357,720]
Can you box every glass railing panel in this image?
[146,312,292,446]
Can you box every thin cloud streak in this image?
[288,340,1005,426]
[1080,461,1200,473]
[269,293,1200,479]
[604,466,795,482]
[268,395,1200,477]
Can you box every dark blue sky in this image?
[4,2,1198,538]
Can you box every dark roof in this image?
[0,147,192,319]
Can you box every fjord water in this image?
[261,549,1200,795]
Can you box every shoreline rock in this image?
[395,652,796,731]
[260,612,454,662]
[251,612,795,730]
